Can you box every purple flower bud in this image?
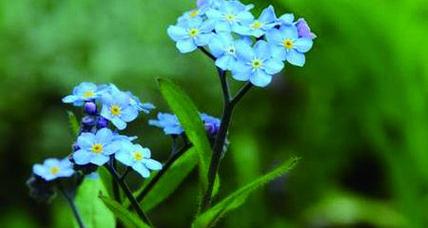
[205,122,219,135]
[82,116,96,127]
[84,102,97,115]
[97,117,109,129]
[296,18,316,39]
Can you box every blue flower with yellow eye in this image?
[100,88,139,130]
[234,5,277,38]
[266,25,313,67]
[149,113,184,135]
[205,0,254,33]
[108,84,155,114]
[167,17,214,53]
[208,32,241,70]
[33,158,74,181]
[62,82,101,106]
[115,143,162,178]
[73,128,122,166]
[232,40,284,87]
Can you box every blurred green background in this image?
[1,0,428,227]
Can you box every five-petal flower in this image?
[100,89,139,130]
[33,158,74,181]
[115,143,162,178]
[62,82,101,106]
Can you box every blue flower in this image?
[234,5,277,38]
[33,158,74,181]
[62,82,101,106]
[232,40,284,87]
[266,25,313,67]
[149,113,184,135]
[100,88,139,130]
[73,128,122,166]
[296,18,317,39]
[115,143,162,178]
[168,17,214,53]
[208,33,242,70]
[201,113,221,135]
[108,84,155,114]
[205,0,254,33]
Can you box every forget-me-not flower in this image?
[234,5,277,38]
[266,25,313,67]
[149,113,184,135]
[115,143,162,178]
[108,84,155,114]
[33,158,74,181]
[208,33,241,70]
[62,82,101,106]
[232,40,284,87]
[100,88,139,130]
[73,128,122,166]
[205,0,254,33]
[167,17,214,53]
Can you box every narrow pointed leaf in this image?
[67,111,80,136]
[157,78,212,191]
[193,156,300,228]
[99,195,150,228]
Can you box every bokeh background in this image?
[1,0,428,227]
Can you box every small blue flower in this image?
[108,84,155,114]
[33,158,74,181]
[100,88,139,130]
[167,17,214,53]
[234,5,277,38]
[62,82,101,106]
[201,113,221,135]
[296,18,317,39]
[73,128,122,166]
[205,0,254,33]
[266,25,313,67]
[232,40,284,87]
[208,33,242,70]
[115,143,162,178]
[149,113,184,135]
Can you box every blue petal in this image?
[208,34,226,57]
[250,70,272,87]
[176,39,198,53]
[280,25,298,39]
[294,38,313,53]
[215,22,232,32]
[141,147,151,158]
[164,126,184,135]
[167,25,188,41]
[231,64,251,81]
[271,45,287,61]
[143,159,162,171]
[77,133,95,149]
[59,169,74,178]
[253,40,271,60]
[279,13,295,25]
[215,55,235,70]
[265,59,284,74]
[266,28,283,44]
[104,141,122,155]
[133,163,150,178]
[205,9,223,20]
[121,107,139,122]
[95,128,113,145]
[111,117,127,130]
[73,149,93,165]
[91,155,110,166]
[236,40,254,62]
[259,5,276,23]
[286,49,306,67]
[115,151,134,166]
[195,33,213,46]
[62,95,79,103]
[33,164,47,177]
[236,11,254,23]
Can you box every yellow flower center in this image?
[251,59,263,69]
[50,166,60,175]
[110,105,121,116]
[83,90,95,98]
[283,39,294,49]
[91,143,104,154]
[251,20,263,29]
[225,13,236,22]
[188,28,199,38]
[189,9,199,18]
[133,151,144,161]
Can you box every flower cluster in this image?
[28,83,162,201]
[168,0,316,87]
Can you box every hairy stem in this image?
[106,164,153,226]
[59,186,85,228]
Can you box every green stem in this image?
[59,185,85,228]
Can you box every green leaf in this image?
[99,195,150,228]
[193,157,300,228]
[74,178,115,228]
[158,78,212,191]
[98,166,113,197]
[130,148,199,211]
[67,111,80,136]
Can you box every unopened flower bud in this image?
[84,102,97,115]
